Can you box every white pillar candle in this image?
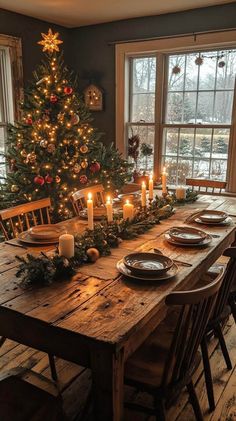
[106,196,113,223]
[149,173,154,200]
[141,181,147,207]
[87,192,94,230]
[123,199,134,221]
[59,234,74,259]
[162,167,168,194]
[176,186,186,200]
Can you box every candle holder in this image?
[162,191,168,199]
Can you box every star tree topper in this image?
[38,28,63,53]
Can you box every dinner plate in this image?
[165,232,212,247]
[168,226,208,244]
[29,224,66,240]
[123,252,173,276]
[194,217,232,226]
[114,192,140,203]
[198,210,228,223]
[17,231,59,245]
[117,259,178,281]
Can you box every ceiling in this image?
[0,0,234,28]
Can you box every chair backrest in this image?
[70,184,105,215]
[0,198,51,240]
[186,178,226,195]
[212,247,236,319]
[160,267,225,388]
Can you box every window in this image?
[0,35,22,181]
[128,56,156,173]
[163,50,236,184]
[0,47,14,179]
[116,30,236,192]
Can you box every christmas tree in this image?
[1,29,131,220]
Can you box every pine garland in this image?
[15,191,198,287]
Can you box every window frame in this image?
[115,30,236,191]
[0,34,23,180]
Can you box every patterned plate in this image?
[29,224,66,240]
[117,259,178,281]
[18,231,59,245]
[165,232,212,247]
[194,217,232,226]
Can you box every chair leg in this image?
[229,294,236,324]
[48,354,58,382]
[154,397,166,421]
[201,336,215,412]
[214,324,232,370]
[187,380,203,421]
[0,337,6,348]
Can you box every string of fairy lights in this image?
[10,29,125,219]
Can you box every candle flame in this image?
[150,173,153,180]
[163,166,166,173]
[126,199,129,204]
[142,181,146,187]
[88,192,92,200]
[106,195,111,203]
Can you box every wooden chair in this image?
[0,368,65,421]
[186,178,226,195]
[70,184,105,216]
[124,267,225,421]
[200,247,236,411]
[0,198,51,240]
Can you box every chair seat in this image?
[125,308,181,389]
[0,375,65,421]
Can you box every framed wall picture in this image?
[84,84,103,111]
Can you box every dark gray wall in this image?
[69,2,236,145]
[0,8,69,85]
[1,3,236,144]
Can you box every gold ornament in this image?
[80,145,88,154]
[81,160,88,169]
[86,248,100,262]
[11,184,19,192]
[73,163,81,174]
[47,143,56,153]
[20,149,27,157]
[26,152,37,164]
[40,139,48,148]
[38,28,63,53]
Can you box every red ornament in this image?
[34,175,45,186]
[79,175,88,185]
[50,94,58,103]
[25,117,33,125]
[45,174,53,184]
[90,162,101,173]
[64,86,73,95]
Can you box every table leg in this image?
[90,345,124,421]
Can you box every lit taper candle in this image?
[149,173,154,200]
[106,196,113,222]
[141,181,146,207]
[162,166,168,194]
[87,192,94,230]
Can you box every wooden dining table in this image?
[0,194,236,420]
